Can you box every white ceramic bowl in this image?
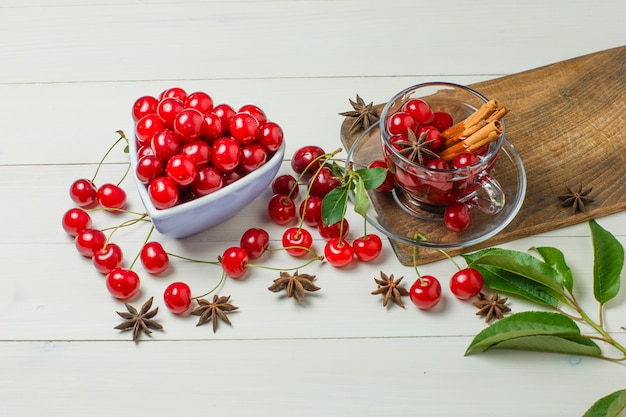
[128,129,285,238]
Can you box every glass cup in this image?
[379,82,506,219]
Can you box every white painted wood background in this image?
[0,1,624,415]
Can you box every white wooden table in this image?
[1,1,625,415]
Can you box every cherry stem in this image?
[88,207,148,217]
[166,253,221,266]
[437,248,461,270]
[192,269,226,300]
[246,253,324,272]
[90,130,129,184]
[412,233,425,282]
[129,223,155,270]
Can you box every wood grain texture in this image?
[341,46,626,265]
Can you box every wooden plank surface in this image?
[341,46,626,265]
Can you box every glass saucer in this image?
[345,122,527,249]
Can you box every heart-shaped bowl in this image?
[128,129,285,238]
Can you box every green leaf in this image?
[465,311,582,355]
[355,167,387,190]
[462,248,566,295]
[491,334,601,357]
[321,186,349,226]
[353,177,369,218]
[470,264,560,307]
[123,144,130,153]
[531,246,574,292]
[590,220,624,305]
[583,389,626,417]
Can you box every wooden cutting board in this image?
[340,46,626,265]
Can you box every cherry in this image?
[409,276,442,310]
[160,87,187,102]
[324,237,354,268]
[425,158,451,170]
[75,228,106,257]
[135,113,165,146]
[282,227,313,257]
[62,208,92,237]
[267,194,297,225]
[211,137,241,173]
[151,129,182,162]
[148,176,179,209]
[368,160,395,193]
[69,178,98,208]
[184,91,214,114]
[403,98,434,124]
[443,202,472,232]
[137,144,155,159]
[93,243,124,274]
[140,241,169,275]
[181,140,211,168]
[213,103,236,134]
[240,228,270,259]
[299,196,323,227]
[229,112,261,145]
[256,121,284,152]
[201,112,224,142]
[352,234,383,262]
[191,166,224,197]
[431,111,454,132]
[166,153,197,187]
[221,246,249,279]
[416,126,444,152]
[452,152,480,169]
[239,144,268,173]
[156,96,185,128]
[106,268,140,300]
[291,145,325,176]
[97,183,127,210]
[272,174,299,199]
[174,108,204,142]
[387,111,417,135]
[308,166,341,198]
[450,268,484,300]
[136,155,164,184]
[238,104,267,125]
[163,282,192,314]
[132,95,159,121]
[318,218,349,240]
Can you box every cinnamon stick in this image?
[442,99,500,146]
[438,120,502,161]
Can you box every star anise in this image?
[371,271,410,308]
[393,129,439,164]
[191,294,238,333]
[473,292,511,323]
[558,184,594,214]
[114,296,163,342]
[268,270,320,303]
[339,94,380,132]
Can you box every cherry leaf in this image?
[353,176,369,218]
[582,389,626,417]
[589,220,623,305]
[321,186,349,227]
[465,311,583,355]
[355,167,386,190]
[489,334,601,357]
[530,246,574,292]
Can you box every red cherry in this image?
[62,208,92,237]
[159,87,187,102]
[97,183,126,210]
[213,104,236,134]
[132,95,159,121]
[211,137,241,173]
[308,166,341,198]
[136,155,164,184]
[291,145,325,176]
[174,108,204,142]
[318,218,349,240]
[166,153,197,187]
[239,144,267,173]
[387,111,417,135]
[151,129,182,162]
[256,121,284,152]
[240,228,270,259]
[181,140,211,168]
[156,96,184,128]
[352,234,383,262]
[163,282,192,314]
[267,194,297,225]
[230,112,261,146]
[201,112,224,142]
[443,202,472,232]
[403,99,434,124]
[409,276,442,310]
[272,174,299,199]
[431,111,454,132]
[238,104,267,125]
[184,91,214,114]
[299,196,323,227]
[368,160,395,193]
[93,243,124,274]
[425,158,451,170]
[140,241,169,275]
[452,152,480,169]
[324,237,354,268]
[105,268,140,300]
[282,227,313,257]
[221,247,249,279]
[148,176,179,209]
[70,178,98,208]
[450,268,484,300]
[191,166,224,197]
[416,126,444,152]
[135,114,165,146]
[75,228,106,257]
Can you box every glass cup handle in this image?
[460,172,505,215]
